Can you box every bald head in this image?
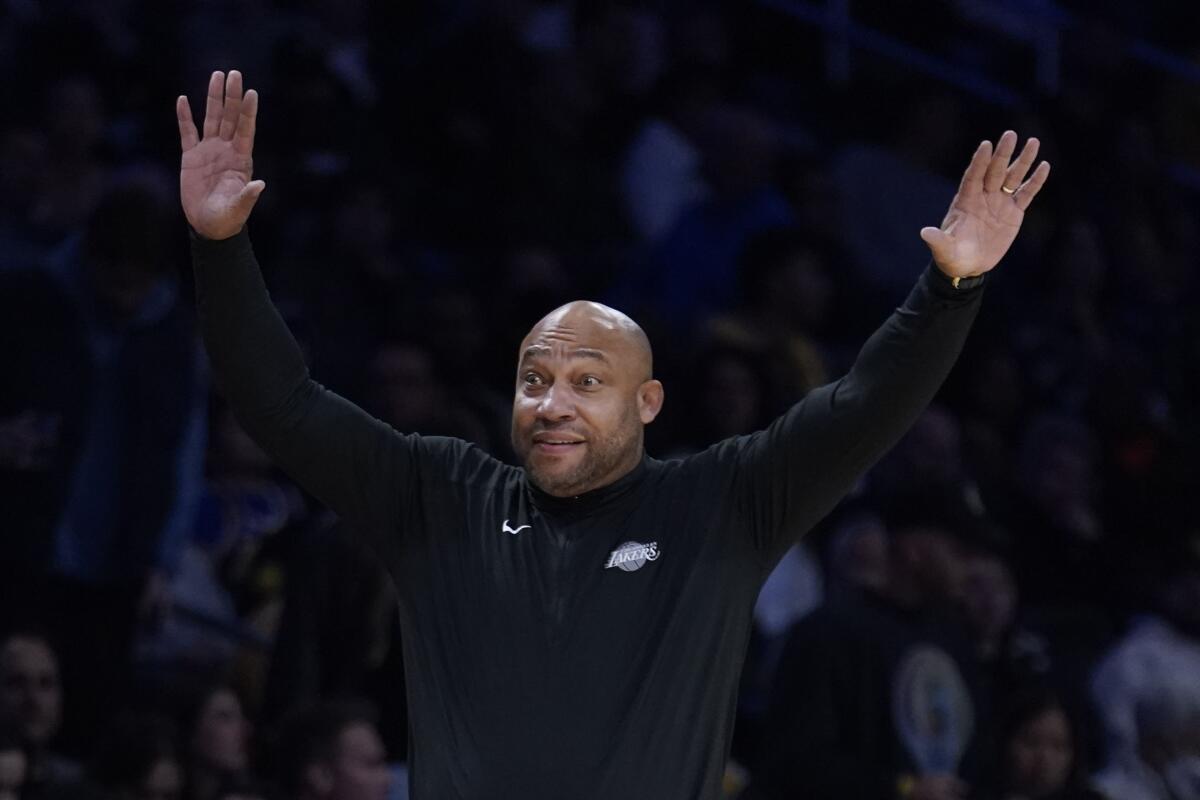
[520,301,653,382]
[512,301,663,497]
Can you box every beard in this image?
[516,407,643,497]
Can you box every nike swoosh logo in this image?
[502,520,531,535]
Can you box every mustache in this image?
[528,423,587,441]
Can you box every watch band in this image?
[950,273,986,290]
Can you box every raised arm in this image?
[178,70,412,550]
[735,132,1050,566]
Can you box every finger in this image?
[234,179,267,219]
[956,140,992,197]
[920,226,953,261]
[203,70,225,139]
[176,95,200,151]
[1013,160,1051,211]
[983,130,1018,193]
[233,89,258,156]
[219,70,243,140]
[1003,136,1039,192]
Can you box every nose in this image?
[537,381,576,421]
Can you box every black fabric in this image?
[192,228,983,799]
[750,590,987,800]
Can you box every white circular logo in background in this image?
[892,644,975,775]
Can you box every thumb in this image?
[234,179,266,218]
[920,226,952,258]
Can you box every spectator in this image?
[178,683,250,800]
[825,505,890,600]
[274,702,391,800]
[89,712,182,800]
[10,175,209,750]
[829,90,964,295]
[1008,216,1110,414]
[363,342,491,446]
[705,226,842,404]
[983,687,1103,800]
[669,342,775,453]
[870,405,968,502]
[133,396,308,696]
[0,266,90,637]
[736,535,824,765]
[748,483,995,800]
[635,102,794,333]
[620,67,718,242]
[32,76,110,243]
[262,521,405,759]
[1009,413,1110,617]
[961,546,1056,699]
[0,632,79,792]
[950,341,1029,515]
[1091,538,1200,787]
[1092,679,1200,800]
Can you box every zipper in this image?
[547,528,570,644]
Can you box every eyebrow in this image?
[521,346,611,365]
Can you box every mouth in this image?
[532,434,586,455]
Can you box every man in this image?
[1092,680,1200,800]
[748,485,999,800]
[275,703,393,800]
[1091,535,1200,800]
[176,70,1048,798]
[0,633,78,793]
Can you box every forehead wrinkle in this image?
[520,300,653,379]
[520,344,612,368]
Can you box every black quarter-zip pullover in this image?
[192,229,983,799]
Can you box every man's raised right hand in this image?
[177,70,265,240]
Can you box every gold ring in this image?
[1001,185,1017,195]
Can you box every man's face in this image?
[511,303,662,497]
[1007,707,1074,798]
[192,689,249,772]
[328,723,391,800]
[0,637,62,746]
[897,528,969,606]
[962,552,1018,640]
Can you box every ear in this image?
[637,380,665,425]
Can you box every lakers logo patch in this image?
[604,541,660,571]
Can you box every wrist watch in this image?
[950,274,986,289]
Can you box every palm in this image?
[176,70,264,240]
[921,131,1051,278]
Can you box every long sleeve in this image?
[732,263,984,567]
[191,229,414,556]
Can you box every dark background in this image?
[1,1,1199,799]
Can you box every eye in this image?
[579,375,601,387]
[523,372,544,386]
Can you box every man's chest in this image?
[401,475,758,660]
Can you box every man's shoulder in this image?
[417,435,519,490]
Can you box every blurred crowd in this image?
[2,1,1200,799]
